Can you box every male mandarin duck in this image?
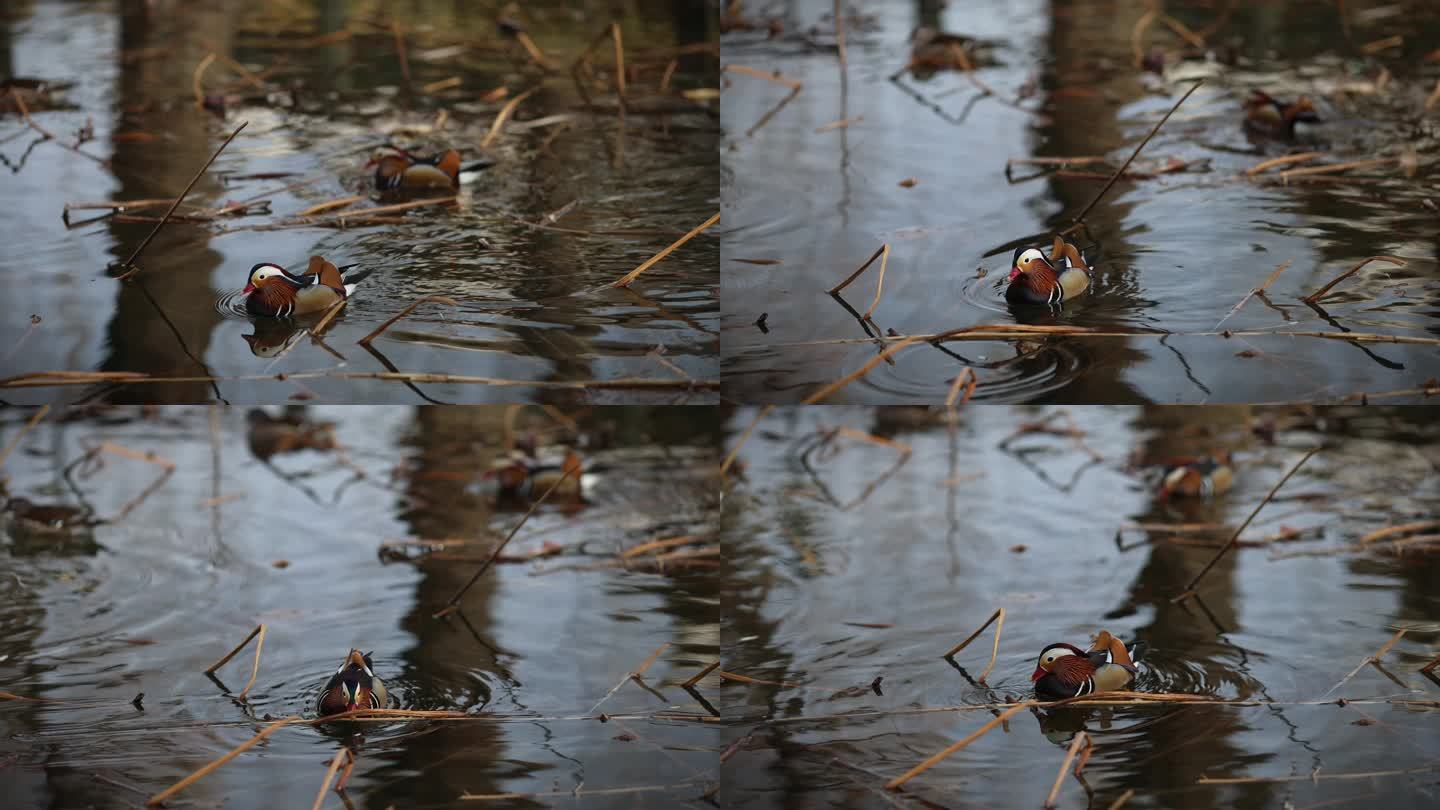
[1032,630,1143,700]
[242,256,370,318]
[365,145,493,191]
[317,649,389,716]
[484,447,585,502]
[1005,235,1092,306]
[1243,90,1320,139]
[1158,452,1234,499]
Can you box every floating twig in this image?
[1322,628,1408,697]
[942,607,1005,684]
[1303,256,1408,303]
[1359,520,1440,545]
[0,405,49,469]
[1044,731,1089,808]
[146,716,298,805]
[115,121,248,280]
[1175,447,1319,601]
[357,295,458,346]
[1245,151,1323,176]
[611,212,719,288]
[1071,80,1203,225]
[1214,261,1291,331]
[480,86,539,149]
[1277,157,1396,181]
[885,703,1033,789]
[721,405,773,478]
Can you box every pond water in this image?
[1,1,718,405]
[721,405,1440,808]
[721,0,1440,403]
[0,406,720,807]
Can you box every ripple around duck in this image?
[213,290,250,319]
[853,337,1086,402]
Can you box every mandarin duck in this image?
[242,256,370,318]
[1243,90,1320,139]
[907,27,996,73]
[317,649,389,716]
[245,407,336,460]
[484,447,584,503]
[366,146,493,191]
[1032,630,1143,700]
[1005,235,1092,306]
[1158,452,1233,499]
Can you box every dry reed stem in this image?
[1131,9,1158,67]
[611,23,627,109]
[516,31,550,69]
[1245,151,1323,176]
[682,661,720,689]
[1197,764,1440,784]
[357,295,458,346]
[723,64,803,89]
[835,427,912,455]
[391,20,410,87]
[834,0,847,67]
[1359,520,1440,544]
[9,88,107,165]
[310,748,351,810]
[307,196,456,224]
[116,120,248,280]
[1072,79,1203,225]
[815,115,862,133]
[945,368,977,408]
[440,465,579,611]
[1278,157,1395,181]
[1044,731,1089,808]
[860,245,891,320]
[611,212,719,288]
[1322,628,1407,697]
[1108,789,1136,809]
[1177,447,1319,599]
[204,624,263,674]
[423,76,461,94]
[942,607,1005,684]
[801,336,925,404]
[771,327,1440,347]
[334,750,357,792]
[1421,653,1440,674]
[0,370,718,391]
[1160,14,1206,48]
[1214,261,1291,330]
[885,703,1032,789]
[588,642,671,715]
[309,298,348,338]
[480,86,539,149]
[1303,255,1407,303]
[146,716,298,805]
[829,245,886,295]
[622,535,698,558]
[717,670,803,688]
[721,405,773,478]
[65,199,178,213]
[236,623,266,700]
[298,196,364,216]
[0,405,49,469]
[191,52,217,108]
[460,781,710,801]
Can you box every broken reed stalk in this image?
[146,716,299,806]
[1176,447,1318,600]
[115,120,248,281]
[310,748,351,810]
[206,624,267,700]
[945,368,976,409]
[1071,79,1203,225]
[480,86,539,149]
[942,607,1005,684]
[682,661,720,689]
[1277,157,1395,181]
[9,88,108,165]
[204,624,263,674]
[1303,255,1408,303]
[834,0,847,67]
[722,64,803,90]
[861,245,891,320]
[298,196,364,217]
[622,535,699,558]
[1213,260,1291,330]
[357,295,458,346]
[1322,628,1407,697]
[611,212,719,288]
[884,703,1032,790]
[802,336,923,404]
[720,404,773,478]
[588,641,670,715]
[309,298,348,337]
[829,245,886,295]
[439,464,579,612]
[0,405,50,469]
[1245,151,1323,176]
[1108,789,1136,809]
[191,52,217,108]
[611,23,627,110]
[1360,520,1440,544]
[1043,731,1089,809]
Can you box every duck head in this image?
[1031,642,1088,682]
[318,649,386,715]
[242,263,300,296]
